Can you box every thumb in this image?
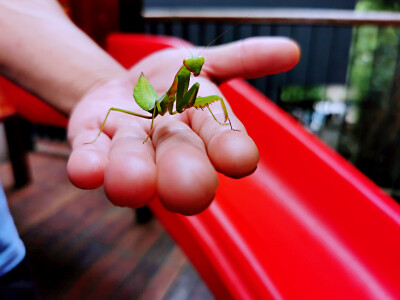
[203,37,300,83]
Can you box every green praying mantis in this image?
[86,54,238,144]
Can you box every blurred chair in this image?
[0,87,30,188]
[0,78,68,188]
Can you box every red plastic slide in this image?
[107,33,400,299]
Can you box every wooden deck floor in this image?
[0,144,213,300]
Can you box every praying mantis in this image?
[86,54,237,144]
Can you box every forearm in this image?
[0,0,126,115]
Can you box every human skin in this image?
[0,0,300,215]
[67,39,300,215]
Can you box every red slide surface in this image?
[107,33,400,299]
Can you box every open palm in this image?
[67,37,300,215]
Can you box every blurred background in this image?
[1,0,400,298]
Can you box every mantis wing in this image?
[133,73,159,112]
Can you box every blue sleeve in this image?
[0,183,25,276]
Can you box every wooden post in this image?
[120,0,144,33]
[4,116,31,188]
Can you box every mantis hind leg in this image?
[205,105,238,131]
[195,96,240,131]
[205,105,231,127]
[84,107,153,145]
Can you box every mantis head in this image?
[183,56,205,77]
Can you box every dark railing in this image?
[141,8,400,199]
[143,8,400,26]
[142,9,400,96]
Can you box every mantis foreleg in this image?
[175,82,200,113]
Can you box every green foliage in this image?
[279,1,400,105]
[347,0,400,102]
[280,85,326,102]
[347,26,377,102]
[356,0,400,12]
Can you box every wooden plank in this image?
[82,222,165,299]
[110,232,176,299]
[138,246,188,300]
[64,220,163,299]
[143,8,400,26]
[164,263,214,300]
[0,162,14,189]
[15,185,82,233]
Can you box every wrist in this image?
[60,67,128,116]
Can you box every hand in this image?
[67,37,300,215]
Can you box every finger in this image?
[68,106,157,207]
[67,129,111,189]
[151,117,219,215]
[188,80,259,178]
[67,97,113,190]
[67,78,150,193]
[203,36,300,82]
[102,120,157,208]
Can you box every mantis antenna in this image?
[198,16,250,56]
[178,37,194,57]
[198,27,232,56]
